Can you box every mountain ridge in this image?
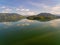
[27,13,60,21]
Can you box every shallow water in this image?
[0,19,60,45]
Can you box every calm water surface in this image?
[0,19,60,45]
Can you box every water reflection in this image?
[0,19,60,29]
[0,19,60,30]
[0,19,60,45]
[49,19,60,28]
[0,19,21,22]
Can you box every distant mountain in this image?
[38,13,55,16]
[27,13,60,21]
[0,13,25,22]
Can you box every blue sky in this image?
[0,0,60,15]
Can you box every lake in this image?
[0,19,60,45]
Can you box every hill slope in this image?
[0,13,25,22]
[27,13,60,21]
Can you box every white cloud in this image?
[16,8,36,15]
[2,8,12,13]
[50,5,60,14]
[1,6,6,8]
[52,6,60,11]
[29,1,60,14]
[16,8,30,11]
[0,5,40,15]
[16,11,36,16]
[1,3,60,15]
[26,11,35,15]
[29,1,50,9]
[0,6,13,13]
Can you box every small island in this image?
[27,13,60,21]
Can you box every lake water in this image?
[0,19,60,45]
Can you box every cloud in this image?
[0,6,6,8]
[0,6,36,15]
[16,8,36,15]
[29,1,50,9]
[0,3,60,15]
[50,4,60,14]
[29,1,60,14]
[26,11,35,15]
[16,11,36,16]
[2,8,12,13]
[0,6,13,13]
[16,8,30,11]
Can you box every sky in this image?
[0,0,60,15]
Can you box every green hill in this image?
[27,13,60,21]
